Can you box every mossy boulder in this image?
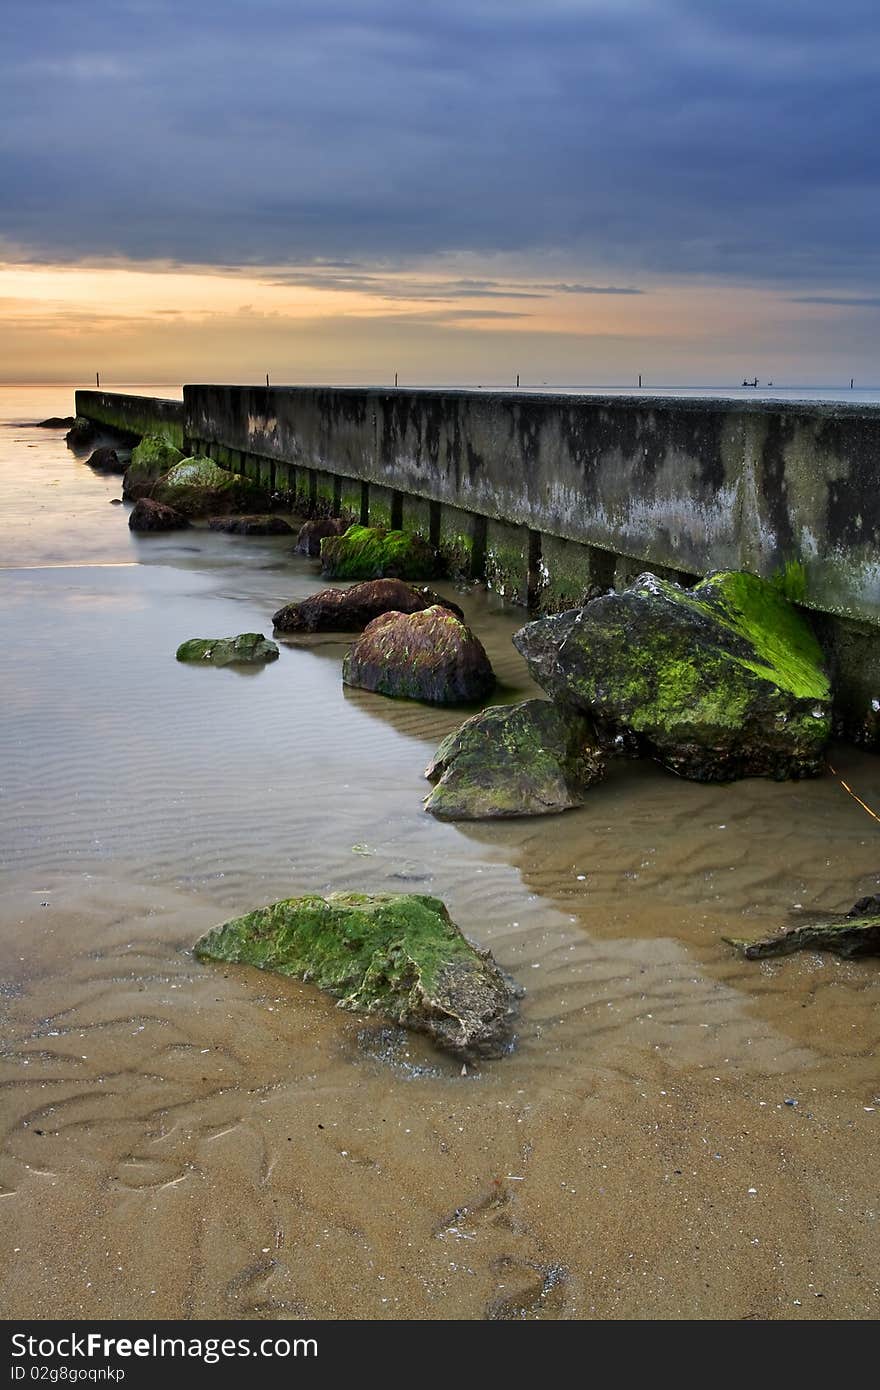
[123,434,184,499]
[208,514,294,535]
[294,516,350,557]
[320,524,440,580]
[194,891,519,1058]
[513,570,831,782]
[273,578,464,634]
[343,605,495,704]
[65,416,98,450]
[425,700,605,820]
[129,497,190,532]
[176,633,279,665]
[726,896,880,959]
[152,457,267,517]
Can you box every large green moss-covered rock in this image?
[123,434,184,499]
[320,525,440,580]
[176,633,279,665]
[424,700,605,820]
[152,457,267,517]
[194,892,520,1058]
[513,570,831,782]
[726,896,880,959]
[343,605,495,704]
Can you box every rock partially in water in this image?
[320,524,440,580]
[208,514,294,535]
[193,891,520,1058]
[36,416,76,428]
[514,570,831,782]
[128,497,190,531]
[273,578,464,634]
[85,446,125,473]
[123,434,184,499]
[343,605,495,704]
[153,457,267,518]
[65,416,98,450]
[727,896,880,959]
[176,633,280,665]
[425,699,605,820]
[294,516,350,556]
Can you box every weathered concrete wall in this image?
[76,384,880,742]
[75,390,185,450]
[183,385,880,627]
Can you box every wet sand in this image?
[1,390,879,1319]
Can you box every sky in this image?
[1,0,879,385]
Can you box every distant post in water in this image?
[516,373,520,388]
[851,378,855,389]
[395,371,398,388]
[638,374,642,388]
[266,373,270,387]
[96,371,100,388]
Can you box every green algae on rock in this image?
[343,605,495,705]
[152,457,267,517]
[194,891,520,1058]
[513,570,831,782]
[320,524,440,580]
[176,633,279,665]
[726,896,880,959]
[425,700,605,820]
[123,434,184,499]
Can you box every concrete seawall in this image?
[76,390,185,450]
[75,385,880,741]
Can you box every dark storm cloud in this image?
[1,0,878,285]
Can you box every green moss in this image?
[176,633,279,665]
[425,700,604,819]
[771,558,808,604]
[320,525,439,580]
[124,434,184,498]
[194,891,519,1057]
[153,457,267,516]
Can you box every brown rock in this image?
[208,515,294,535]
[128,497,190,532]
[273,578,464,633]
[85,446,125,472]
[293,516,350,556]
[342,605,495,705]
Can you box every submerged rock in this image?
[153,456,266,517]
[65,416,98,449]
[208,514,294,535]
[273,578,464,634]
[128,497,190,531]
[85,446,125,473]
[36,416,76,428]
[726,896,880,959]
[123,434,184,499]
[193,891,520,1058]
[176,633,280,665]
[425,700,605,820]
[514,570,831,782]
[343,605,495,704]
[320,524,440,580]
[294,516,350,556]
